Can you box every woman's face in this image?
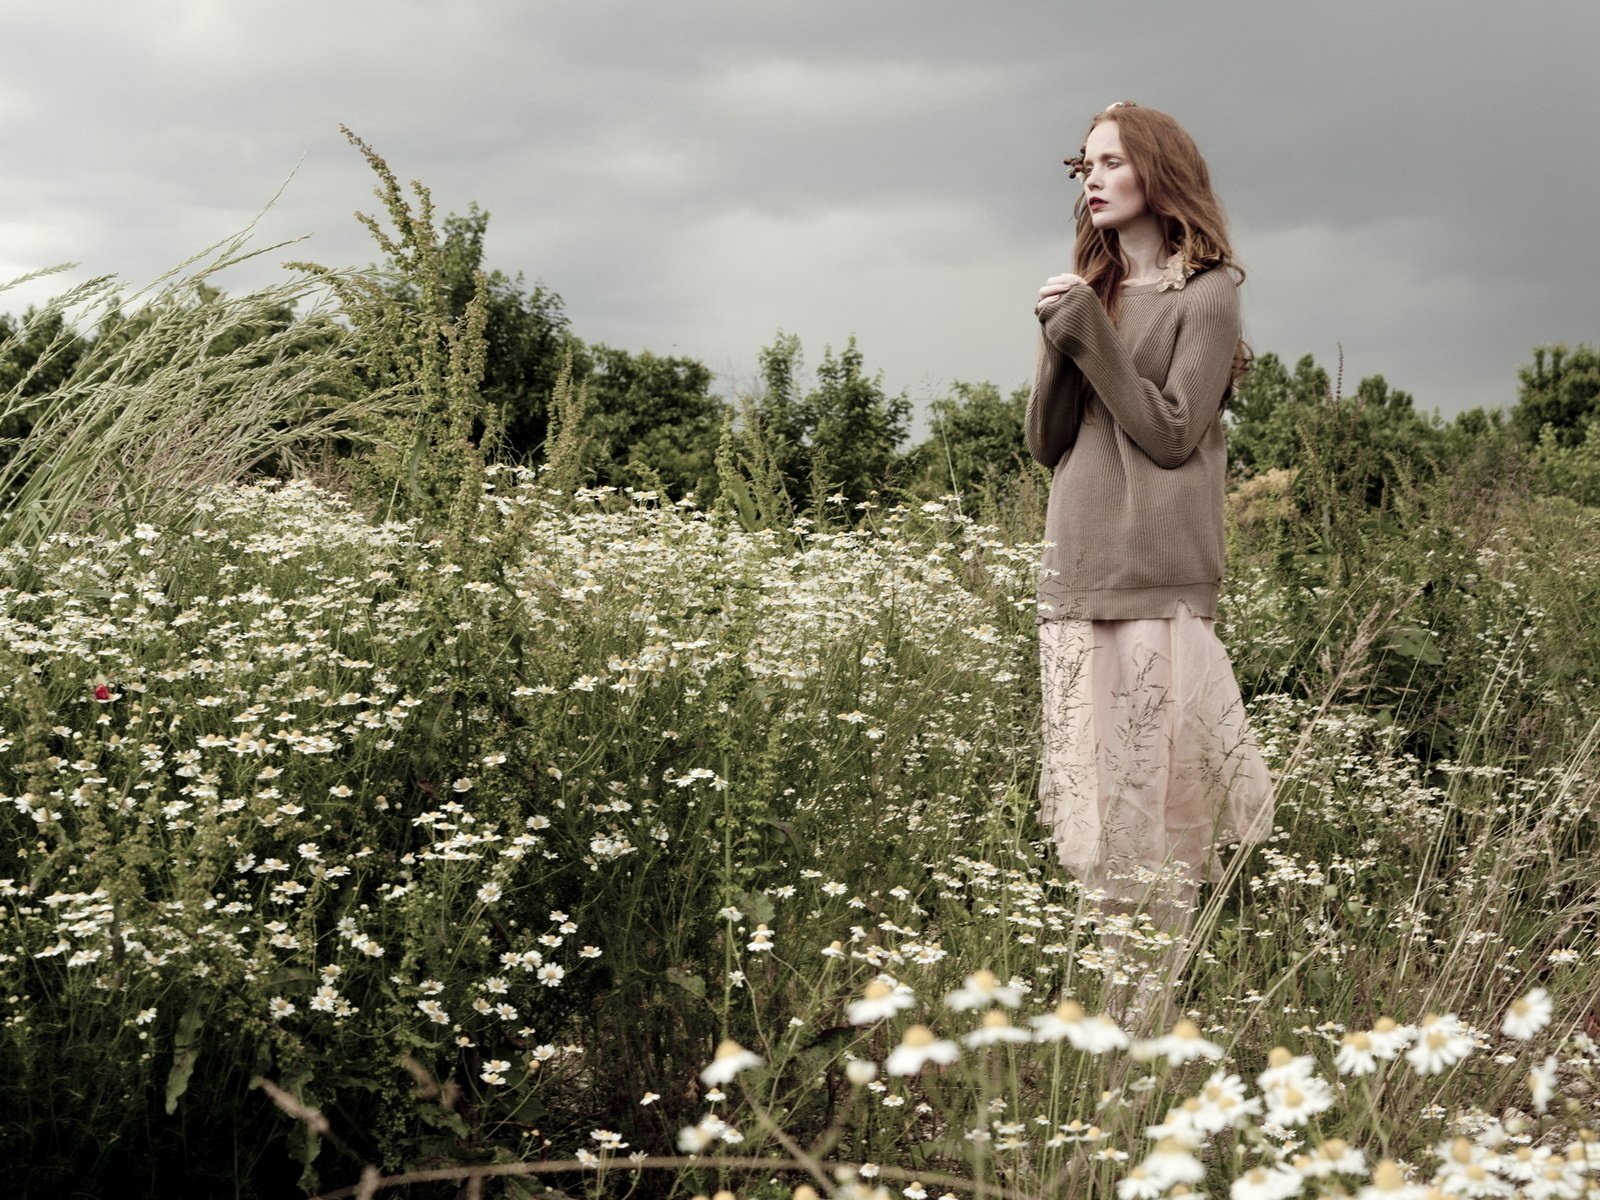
[1081,121,1148,230]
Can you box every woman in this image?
[1025,101,1273,957]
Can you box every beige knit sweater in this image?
[1024,263,1240,622]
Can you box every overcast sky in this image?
[2,0,1596,436]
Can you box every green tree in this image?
[0,307,88,395]
[578,344,727,498]
[803,336,911,509]
[1226,351,1442,508]
[392,203,573,462]
[747,331,911,513]
[1224,351,1330,477]
[1531,413,1600,506]
[0,308,89,470]
[1510,344,1600,448]
[753,330,810,497]
[906,380,1030,499]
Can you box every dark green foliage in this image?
[0,307,88,396]
[1226,350,1444,508]
[906,380,1031,499]
[1224,351,1331,477]
[0,307,88,472]
[404,203,574,464]
[1510,343,1600,448]
[808,337,912,507]
[575,343,728,498]
[752,331,911,513]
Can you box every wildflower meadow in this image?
[2,141,1598,1199]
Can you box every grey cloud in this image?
[1,0,1596,430]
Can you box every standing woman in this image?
[1026,101,1273,949]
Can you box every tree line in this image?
[5,203,1599,517]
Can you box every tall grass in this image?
[0,223,400,555]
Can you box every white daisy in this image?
[885,1025,960,1076]
[1132,1018,1224,1066]
[1140,1137,1205,1188]
[1501,987,1553,1040]
[1263,1072,1335,1127]
[1528,1054,1557,1114]
[1335,1031,1380,1076]
[1114,1166,1166,1200]
[1074,1012,1134,1055]
[1256,1046,1316,1090]
[963,1009,1031,1048]
[699,1038,763,1086]
[845,1058,879,1085]
[944,968,1024,1011]
[847,979,916,1025]
[1229,1163,1303,1200]
[1405,1012,1475,1076]
[1366,1016,1416,1060]
[1032,999,1130,1054]
[1355,1159,1425,1200]
[676,1116,725,1153]
[1293,1137,1365,1178]
[1191,1070,1262,1134]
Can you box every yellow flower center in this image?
[981,1010,1010,1029]
[1343,1032,1372,1050]
[1171,1018,1201,1040]
[713,1039,748,1061]
[863,980,892,1000]
[1267,1046,1293,1068]
[902,1025,936,1047]
[1371,1160,1405,1190]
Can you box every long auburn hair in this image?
[1070,104,1253,402]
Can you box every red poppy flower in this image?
[93,685,112,701]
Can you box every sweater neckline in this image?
[1120,252,1194,295]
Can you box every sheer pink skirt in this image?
[1037,601,1274,910]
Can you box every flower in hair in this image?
[1064,102,1139,177]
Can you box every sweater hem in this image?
[1035,582,1219,623]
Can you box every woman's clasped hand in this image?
[1034,271,1089,315]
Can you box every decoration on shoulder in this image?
[1156,251,1198,293]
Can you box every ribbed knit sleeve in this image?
[1039,270,1239,469]
[1023,329,1088,469]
